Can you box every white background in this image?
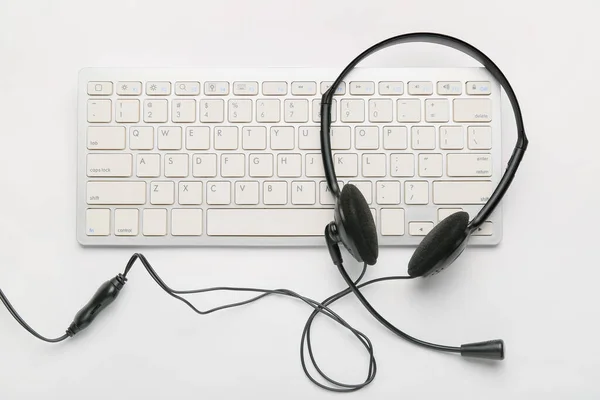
[0,0,598,398]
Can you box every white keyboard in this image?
[77,68,502,247]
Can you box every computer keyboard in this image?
[77,67,502,246]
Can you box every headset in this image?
[322,32,528,360]
[0,32,528,393]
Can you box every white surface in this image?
[0,0,598,398]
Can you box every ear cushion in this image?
[408,212,469,277]
[338,184,378,265]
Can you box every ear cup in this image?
[408,212,470,277]
[335,184,379,265]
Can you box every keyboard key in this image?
[172,209,203,236]
[206,209,332,236]
[362,154,386,177]
[320,181,344,205]
[263,181,287,205]
[204,81,229,95]
[257,99,281,122]
[242,126,267,150]
[350,81,375,95]
[164,154,189,178]
[466,81,491,95]
[157,126,182,150]
[299,126,320,150]
[437,81,462,95]
[355,126,379,150]
[117,81,142,96]
[409,221,434,236]
[397,99,421,122]
[292,81,317,95]
[390,154,414,177]
[405,181,428,204]
[425,99,449,122]
[447,153,492,177]
[418,153,443,177]
[87,153,132,177]
[262,81,288,96]
[87,126,125,150]
[340,99,365,122]
[312,99,337,122]
[87,181,146,205]
[472,221,493,236]
[186,126,210,150]
[277,154,302,177]
[453,99,492,122]
[116,99,140,123]
[114,209,139,236]
[320,81,346,95]
[86,209,110,236]
[376,181,401,205]
[143,209,167,236]
[88,82,113,96]
[221,154,245,177]
[347,181,372,204]
[381,209,405,235]
[172,99,196,123]
[408,81,433,95]
[305,154,325,177]
[331,126,351,150]
[235,181,259,205]
[270,127,295,150]
[467,126,492,149]
[214,126,238,150]
[175,81,200,96]
[179,182,203,205]
[383,126,408,150]
[88,99,112,123]
[249,154,273,177]
[150,181,175,205]
[144,100,168,123]
[432,181,492,204]
[146,81,171,96]
[292,181,316,205]
[192,154,217,177]
[233,81,258,96]
[333,153,358,177]
[228,99,253,122]
[440,126,464,150]
[206,181,231,205]
[284,99,309,123]
[378,81,404,95]
[200,99,225,123]
[137,154,160,177]
[369,99,393,122]
[438,208,462,222]
[411,126,435,150]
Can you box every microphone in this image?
[461,340,505,360]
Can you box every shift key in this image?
[87,181,146,204]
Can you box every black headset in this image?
[322,32,528,360]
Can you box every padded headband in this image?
[320,32,529,230]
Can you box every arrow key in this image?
[409,221,434,236]
[472,221,493,236]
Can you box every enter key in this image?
[447,153,492,177]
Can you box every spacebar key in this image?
[207,209,333,236]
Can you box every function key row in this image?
[88,80,492,97]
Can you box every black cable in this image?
[0,287,69,343]
[0,253,414,392]
[335,261,461,354]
